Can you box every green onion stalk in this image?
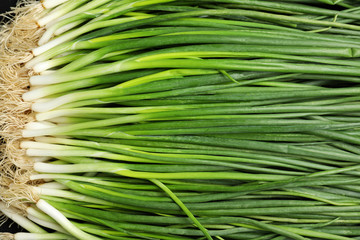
[4,0,360,239]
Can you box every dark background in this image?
[1,0,28,234]
[0,217,25,233]
[0,0,18,13]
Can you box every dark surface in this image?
[0,217,25,233]
[0,0,18,13]
[0,0,28,234]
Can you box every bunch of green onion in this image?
[4,0,360,239]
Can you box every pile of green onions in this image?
[4,0,360,239]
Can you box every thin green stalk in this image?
[37,0,89,27]
[30,58,360,86]
[31,173,360,194]
[34,162,294,181]
[272,225,354,240]
[60,180,330,208]
[23,105,360,137]
[23,69,160,101]
[57,36,360,73]
[29,71,275,110]
[198,0,360,21]
[151,179,213,240]
[78,9,360,43]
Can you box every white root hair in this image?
[1,1,45,212]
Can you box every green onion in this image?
[5,1,360,239]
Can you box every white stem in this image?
[26,148,109,158]
[35,136,71,142]
[34,162,81,173]
[30,174,57,181]
[0,203,46,234]
[30,75,64,86]
[39,182,67,189]
[36,200,102,240]
[35,187,113,205]
[33,29,79,56]
[27,207,53,222]
[21,141,58,150]
[32,50,84,73]
[22,88,48,102]
[32,61,57,73]
[34,17,143,56]
[21,141,76,150]
[31,157,52,162]
[25,121,57,130]
[23,89,49,102]
[47,0,113,29]
[37,0,88,27]
[42,0,71,9]
[54,20,86,36]
[37,7,68,27]
[31,95,75,113]
[48,117,80,124]
[14,232,75,240]
[34,162,124,174]
[39,20,78,45]
[36,110,72,121]
[40,70,57,75]
[27,215,68,234]
[30,174,113,186]
[26,43,76,68]
[29,85,44,91]
[22,129,53,138]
